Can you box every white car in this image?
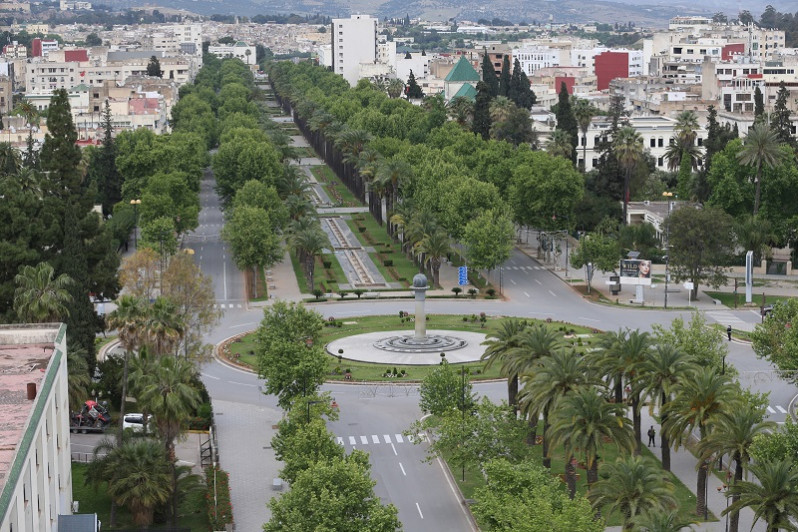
[122,413,152,433]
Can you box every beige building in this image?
[0,323,74,532]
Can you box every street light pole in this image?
[662,192,673,309]
[461,365,466,482]
[130,198,141,249]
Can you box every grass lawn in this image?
[289,249,350,294]
[346,214,418,287]
[72,463,209,531]
[448,442,712,528]
[226,314,601,381]
[704,290,791,309]
[311,166,363,207]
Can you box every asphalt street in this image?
[185,166,798,531]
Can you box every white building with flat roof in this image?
[332,14,377,86]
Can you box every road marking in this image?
[230,322,256,329]
[336,437,344,445]
[349,436,356,445]
[767,406,776,414]
[395,434,403,443]
[360,435,368,445]
[777,405,788,414]
[416,502,424,519]
[229,381,256,387]
[548,290,557,297]
[383,434,391,443]
[535,279,542,285]
[372,435,380,444]
[391,443,397,455]
[201,373,220,380]
[399,462,406,476]
[523,292,530,298]
[408,434,415,443]
[577,317,600,323]
[509,279,517,285]
[223,260,228,300]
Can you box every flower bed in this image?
[206,465,233,531]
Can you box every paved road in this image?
[189,166,797,531]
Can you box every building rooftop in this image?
[445,56,480,83]
[452,82,477,101]
[0,324,61,495]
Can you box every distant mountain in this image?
[114,0,791,25]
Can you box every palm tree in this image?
[447,96,474,128]
[589,455,677,531]
[481,318,528,412]
[87,438,172,527]
[0,142,21,176]
[291,225,327,291]
[489,96,515,123]
[107,295,148,445]
[665,141,702,172]
[737,122,784,216]
[632,509,696,532]
[144,297,183,356]
[415,229,450,288]
[375,157,411,214]
[616,329,652,454]
[572,99,595,172]
[67,346,91,412]
[518,349,592,495]
[724,459,798,532]
[734,214,773,265]
[13,262,73,322]
[276,163,311,200]
[546,129,575,160]
[387,78,404,99]
[548,386,635,486]
[663,367,738,517]
[137,356,201,524]
[585,329,627,405]
[613,126,644,223]
[697,404,775,532]
[639,343,695,472]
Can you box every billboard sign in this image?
[619,259,651,279]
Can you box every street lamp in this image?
[662,192,673,308]
[130,199,141,249]
[717,484,730,532]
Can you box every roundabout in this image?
[326,329,487,365]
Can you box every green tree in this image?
[663,367,737,517]
[386,78,404,98]
[87,100,122,217]
[419,359,475,416]
[415,229,450,287]
[697,403,775,532]
[569,232,620,293]
[724,459,798,532]
[750,418,798,465]
[666,206,734,300]
[481,49,499,97]
[751,298,798,374]
[143,296,183,356]
[499,55,511,97]
[472,458,604,532]
[738,122,785,215]
[472,81,492,140]
[554,82,578,162]
[463,208,514,272]
[147,55,163,77]
[273,417,344,485]
[13,261,73,322]
[754,86,765,122]
[41,89,82,200]
[140,216,177,257]
[66,346,91,412]
[546,129,575,159]
[87,439,172,527]
[771,81,794,145]
[264,451,401,532]
[573,99,596,171]
[222,205,282,296]
[652,313,729,373]
[481,318,528,411]
[406,69,423,98]
[447,96,474,128]
[632,510,697,532]
[588,455,677,531]
[613,126,644,223]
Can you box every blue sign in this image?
[458,266,468,286]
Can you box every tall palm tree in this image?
[518,349,592,495]
[613,126,644,223]
[585,329,627,405]
[276,163,311,200]
[144,296,183,356]
[548,386,635,486]
[632,509,697,532]
[107,295,148,445]
[67,346,91,412]
[674,110,699,146]
[387,78,405,99]
[489,96,515,123]
[737,122,784,216]
[375,157,411,213]
[734,214,773,265]
[546,129,575,160]
[481,318,528,412]
[663,367,738,517]
[13,262,73,322]
[616,329,652,454]
[415,229,450,288]
[290,224,327,291]
[725,459,798,532]
[665,141,702,172]
[447,96,474,128]
[511,324,564,467]
[697,404,775,532]
[137,356,201,524]
[639,343,696,471]
[589,455,677,531]
[572,99,595,172]
[86,438,172,527]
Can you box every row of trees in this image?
[470,313,798,531]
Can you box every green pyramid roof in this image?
[445,56,480,83]
[452,83,477,101]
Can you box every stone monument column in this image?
[412,273,429,341]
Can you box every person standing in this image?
[647,426,656,447]
[727,325,732,341]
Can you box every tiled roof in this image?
[445,56,479,82]
[452,83,477,101]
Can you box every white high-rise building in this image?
[332,15,378,86]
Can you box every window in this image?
[650,138,655,147]
[658,157,664,166]
[658,138,664,147]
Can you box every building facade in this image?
[332,14,377,86]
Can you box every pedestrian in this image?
[647,426,656,447]
[727,325,732,341]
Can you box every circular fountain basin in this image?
[327,330,487,365]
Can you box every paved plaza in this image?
[326,329,487,365]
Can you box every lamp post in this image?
[306,400,322,423]
[717,484,730,532]
[662,192,673,308]
[461,364,466,482]
[130,199,141,249]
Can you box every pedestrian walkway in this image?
[334,432,426,448]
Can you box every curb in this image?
[97,338,122,362]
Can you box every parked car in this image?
[122,413,152,433]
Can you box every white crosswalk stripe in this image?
[371,435,380,444]
[349,436,356,445]
[705,310,748,329]
[768,406,776,414]
[777,405,788,414]
[337,433,420,446]
[337,437,344,445]
[395,434,403,443]
[360,436,368,445]
[383,435,391,443]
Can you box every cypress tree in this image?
[147,55,163,78]
[41,89,82,202]
[508,57,523,106]
[518,70,536,109]
[554,82,578,162]
[98,100,122,216]
[499,55,511,97]
[472,81,492,140]
[754,86,765,123]
[771,81,794,145]
[406,70,423,99]
[481,48,499,97]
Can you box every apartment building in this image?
[332,14,378,86]
[207,42,257,65]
